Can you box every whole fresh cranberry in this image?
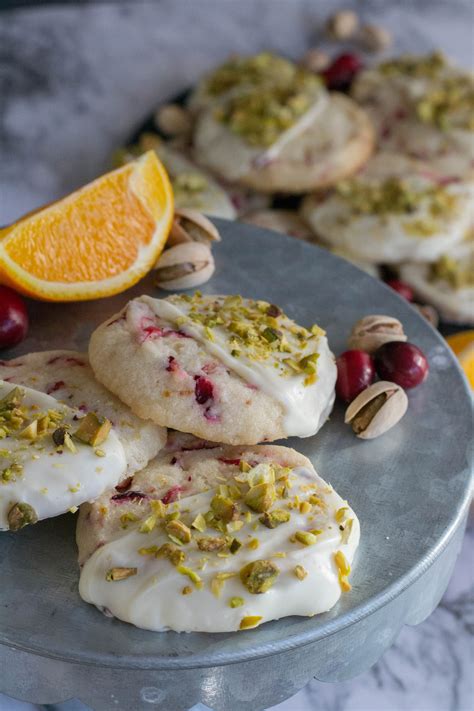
[322,53,363,91]
[336,350,375,402]
[385,279,414,302]
[0,286,29,349]
[374,341,429,389]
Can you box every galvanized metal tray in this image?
[0,221,472,711]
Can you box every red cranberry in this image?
[322,53,363,91]
[385,279,414,302]
[374,342,429,389]
[0,286,29,349]
[194,375,214,405]
[336,350,375,402]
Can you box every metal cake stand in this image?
[0,221,472,711]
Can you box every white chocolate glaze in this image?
[136,295,336,439]
[0,381,126,530]
[79,463,360,633]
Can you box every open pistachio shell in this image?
[348,314,407,354]
[345,380,408,439]
[168,208,221,246]
[154,242,215,291]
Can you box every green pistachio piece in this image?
[210,494,239,523]
[74,413,111,447]
[156,543,186,566]
[105,567,137,581]
[165,519,192,544]
[244,483,276,513]
[196,535,227,552]
[259,509,291,529]
[7,502,38,531]
[240,559,280,594]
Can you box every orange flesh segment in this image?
[2,164,162,284]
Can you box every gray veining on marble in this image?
[0,2,473,710]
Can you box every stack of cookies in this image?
[0,292,359,633]
[121,49,473,325]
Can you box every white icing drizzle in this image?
[79,465,360,633]
[137,295,336,439]
[0,381,126,530]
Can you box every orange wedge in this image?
[0,151,173,301]
[446,330,474,389]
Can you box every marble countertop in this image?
[0,2,473,710]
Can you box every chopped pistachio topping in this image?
[215,81,321,147]
[177,565,203,587]
[74,412,111,447]
[379,51,447,78]
[156,543,186,566]
[182,585,193,595]
[205,51,315,97]
[169,293,323,383]
[166,519,192,545]
[244,482,275,513]
[229,596,245,608]
[239,615,263,629]
[416,76,474,131]
[191,513,207,532]
[294,530,319,546]
[429,254,474,289]
[337,176,457,219]
[210,494,239,523]
[259,508,291,528]
[240,559,280,594]
[105,567,137,582]
[172,172,208,205]
[294,565,308,580]
[197,535,227,552]
[7,502,38,531]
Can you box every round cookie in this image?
[77,441,360,632]
[88,294,337,445]
[301,152,474,264]
[0,350,166,475]
[352,52,474,180]
[399,230,474,325]
[243,209,315,241]
[193,92,374,193]
[0,380,126,531]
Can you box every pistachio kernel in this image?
[294,530,318,546]
[259,509,291,529]
[196,535,227,552]
[105,567,137,582]
[294,565,308,580]
[240,559,280,594]
[75,412,111,447]
[239,615,263,630]
[165,519,192,545]
[156,543,186,566]
[210,494,239,523]
[229,596,245,608]
[244,482,276,513]
[7,502,38,531]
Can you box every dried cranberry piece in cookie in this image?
[194,376,214,405]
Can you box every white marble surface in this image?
[0,2,473,710]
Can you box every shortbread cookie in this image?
[194,92,374,193]
[77,442,360,632]
[0,350,166,475]
[88,294,337,445]
[0,381,126,530]
[399,230,474,325]
[301,152,474,264]
[352,52,474,179]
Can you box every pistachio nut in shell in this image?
[154,242,215,291]
[154,104,193,137]
[344,380,408,439]
[168,208,221,247]
[348,314,407,354]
